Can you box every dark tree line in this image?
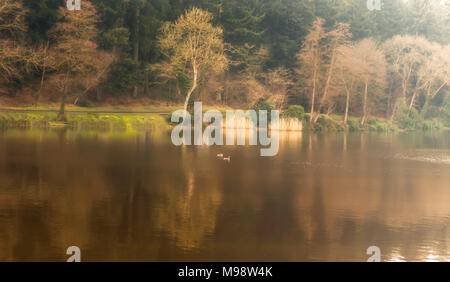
[1,0,449,127]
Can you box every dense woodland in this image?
[0,0,449,129]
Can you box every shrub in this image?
[314,115,345,131]
[77,100,93,108]
[366,118,390,132]
[347,118,362,131]
[250,100,273,113]
[420,119,443,130]
[395,103,420,130]
[281,105,305,121]
[423,105,440,119]
[250,100,273,125]
[166,111,186,124]
[367,118,377,126]
[440,95,450,127]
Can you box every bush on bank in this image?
[394,103,445,131]
[281,105,305,121]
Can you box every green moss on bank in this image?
[0,112,170,130]
[0,105,179,113]
[0,110,446,133]
[302,114,398,132]
[303,113,445,132]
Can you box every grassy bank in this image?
[0,105,178,113]
[303,114,446,132]
[0,111,170,130]
[0,106,446,132]
[0,104,234,114]
[303,115,398,132]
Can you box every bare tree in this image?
[353,39,386,125]
[47,1,113,120]
[265,68,293,111]
[416,44,450,116]
[159,8,228,114]
[383,35,432,116]
[295,18,326,124]
[0,0,27,37]
[0,0,27,85]
[0,0,42,93]
[245,74,268,106]
[336,43,363,124]
[316,23,352,120]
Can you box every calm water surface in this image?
[0,128,449,261]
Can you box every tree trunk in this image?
[97,86,102,101]
[58,92,67,121]
[420,95,431,119]
[58,72,70,121]
[390,102,398,122]
[342,78,353,125]
[361,78,369,126]
[144,69,150,97]
[408,89,417,113]
[223,72,228,105]
[419,84,432,118]
[401,77,407,104]
[183,63,198,117]
[401,65,413,104]
[35,41,49,106]
[310,68,317,125]
[344,88,350,125]
[318,48,336,113]
[35,68,45,105]
[386,85,393,119]
[430,80,448,98]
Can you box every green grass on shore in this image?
[0,107,446,132]
[304,114,446,132]
[0,105,178,113]
[0,104,235,114]
[301,114,399,132]
[0,112,170,130]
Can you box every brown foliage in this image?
[46,1,113,112]
[0,0,27,38]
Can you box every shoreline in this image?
[0,106,447,132]
[0,111,170,130]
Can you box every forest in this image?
[0,0,449,130]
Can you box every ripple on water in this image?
[394,149,450,165]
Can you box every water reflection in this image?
[0,128,449,261]
[153,151,223,252]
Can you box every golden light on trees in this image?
[296,19,354,125]
[0,0,43,92]
[47,1,113,120]
[158,8,228,114]
[0,0,27,36]
[335,43,362,124]
[383,35,449,118]
[0,0,27,85]
[353,39,386,125]
[296,18,326,125]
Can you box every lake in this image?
[0,128,449,261]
